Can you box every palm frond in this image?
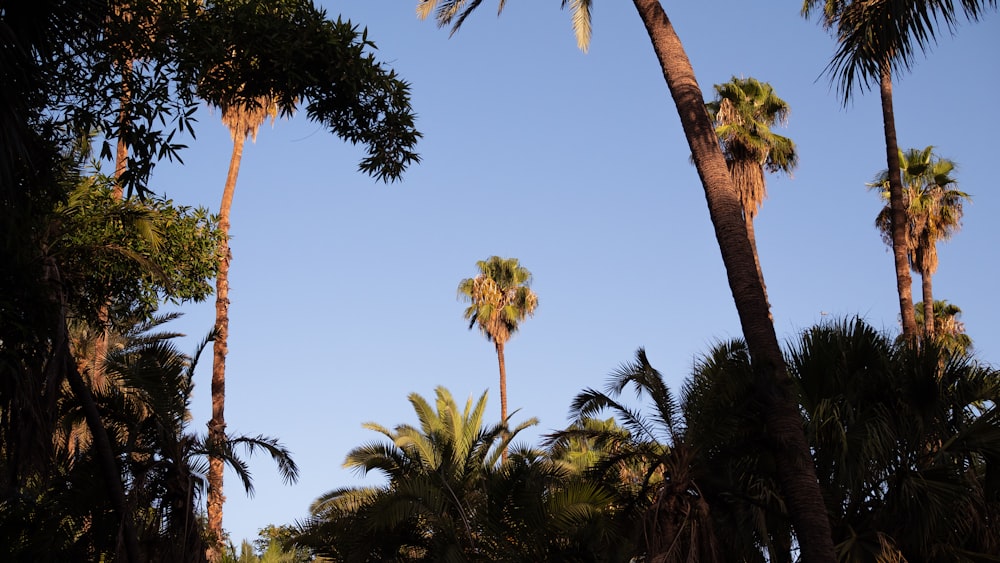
[562,0,594,52]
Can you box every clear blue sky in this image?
[150,0,999,547]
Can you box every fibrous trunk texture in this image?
[206,131,245,562]
[496,340,508,463]
[879,67,917,340]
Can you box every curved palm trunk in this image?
[879,67,917,340]
[206,131,245,562]
[495,340,508,463]
[630,2,835,561]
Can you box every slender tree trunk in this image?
[92,60,134,387]
[206,131,245,562]
[879,66,917,340]
[43,257,142,563]
[921,267,935,336]
[113,59,132,201]
[495,340,508,463]
[629,2,836,562]
[745,215,772,320]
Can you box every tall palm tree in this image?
[802,0,996,340]
[870,147,968,336]
[422,2,836,560]
[706,77,798,309]
[205,93,278,562]
[458,256,538,436]
[182,2,421,557]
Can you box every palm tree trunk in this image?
[745,215,772,320]
[879,66,918,340]
[206,131,245,562]
[921,267,935,336]
[495,340,508,463]
[114,59,132,201]
[629,2,836,561]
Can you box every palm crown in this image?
[458,256,538,348]
[872,146,967,270]
[706,76,798,220]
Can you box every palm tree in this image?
[683,341,794,562]
[682,318,1000,561]
[421,2,836,560]
[205,92,278,562]
[802,0,996,340]
[706,77,798,309]
[915,299,973,355]
[559,348,772,562]
[870,147,968,336]
[788,318,1000,561]
[296,387,585,561]
[181,2,421,556]
[458,256,539,439]
[57,314,299,562]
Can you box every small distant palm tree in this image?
[458,257,538,441]
[706,77,797,308]
[870,147,968,335]
[915,300,973,355]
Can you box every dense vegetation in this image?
[1,0,996,562]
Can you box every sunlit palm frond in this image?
[562,0,593,52]
[810,0,998,102]
[569,387,664,446]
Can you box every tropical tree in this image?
[788,318,1000,561]
[682,318,1000,561]
[420,2,835,560]
[706,77,798,308]
[294,387,612,561]
[2,4,201,555]
[870,147,968,336]
[682,342,794,563]
[458,256,539,444]
[801,0,996,340]
[561,348,792,562]
[2,307,300,562]
[108,319,300,563]
[915,299,974,355]
[0,172,222,562]
[547,416,631,477]
[179,1,422,556]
